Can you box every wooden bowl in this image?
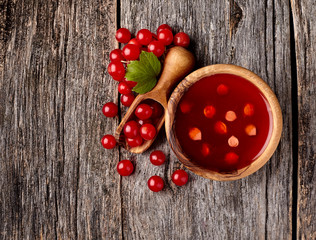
[165,64,282,181]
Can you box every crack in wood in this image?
[229,0,243,39]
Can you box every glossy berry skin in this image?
[115,28,131,43]
[120,93,135,107]
[108,61,126,81]
[122,77,137,88]
[173,32,190,48]
[123,121,139,139]
[147,41,165,57]
[172,170,188,186]
[117,160,134,176]
[102,102,118,117]
[147,176,164,192]
[136,29,152,45]
[126,135,143,147]
[122,44,141,60]
[140,123,156,140]
[135,103,153,120]
[150,150,166,166]
[157,29,173,45]
[128,38,142,49]
[157,24,172,33]
[137,118,152,126]
[118,82,132,95]
[101,135,116,149]
[109,49,125,62]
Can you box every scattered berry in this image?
[117,160,134,176]
[108,61,126,81]
[101,135,116,149]
[157,29,173,45]
[120,93,135,107]
[122,44,141,60]
[140,123,156,140]
[157,24,172,34]
[135,103,153,120]
[118,82,132,95]
[102,102,118,117]
[172,170,188,186]
[124,121,139,139]
[173,32,190,48]
[128,38,142,49]
[150,150,166,166]
[136,29,152,45]
[115,28,131,43]
[110,49,125,62]
[148,40,165,57]
[148,176,164,192]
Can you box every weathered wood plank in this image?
[0,0,121,239]
[120,0,292,239]
[291,0,316,239]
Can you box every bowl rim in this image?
[165,64,283,181]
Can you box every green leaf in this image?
[125,51,161,94]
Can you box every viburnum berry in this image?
[109,49,125,62]
[128,38,142,49]
[135,103,153,120]
[122,44,141,60]
[148,176,164,192]
[101,135,116,149]
[136,118,152,126]
[136,29,152,45]
[148,41,165,57]
[157,24,172,34]
[118,82,132,95]
[102,102,118,117]
[126,135,143,147]
[140,123,156,140]
[173,32,190,48]
[120,93,135,107]
[117,160,134,176]
[123,120,139,139]
[150,101,164,119]
[122,78,137,88]
[107,61,125,81]
[157,29,173,46]
[171,169,188,186]
[150,150,166,166]
[115,28,131,43]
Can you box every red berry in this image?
[150,101,164,119]
[140,123,156,140]
[122,44,141,60]
[173,32,190,48]
[109,49,125,62]
[136,29,152,45]
[136,118,152,126]
[123,120,139,139]
[107,61,126,81]
[217,84,229,95]
[128,38,142,49]
[122,78,137,88]
[148,41,165,57]
[150,150,166,166]
[157,24,172,34]
[115,28,131,43]
[172,170,188,186]
[118,82,132,95]
[147,176,164,192]
[135,103,153,120]
[157,29,173,46]
[120,93,135,107]
[126,135,143,147]
[117,160,134,176]
[101,135,116,149]
[102,102,118,117]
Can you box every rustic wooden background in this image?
[0,0,315,239]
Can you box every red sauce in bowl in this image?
[175,74,273,173]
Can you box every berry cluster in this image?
[116,151,189,192]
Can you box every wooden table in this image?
[0,0,315,239]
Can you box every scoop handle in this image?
[154,46,195,96]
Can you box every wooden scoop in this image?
[115,46,195,153]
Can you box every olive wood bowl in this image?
[165,64,283,181]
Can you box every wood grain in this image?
[120,0,292,239]
[291,0,316,239]
[0,0,121,239]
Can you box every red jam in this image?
[175,74,273,172]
